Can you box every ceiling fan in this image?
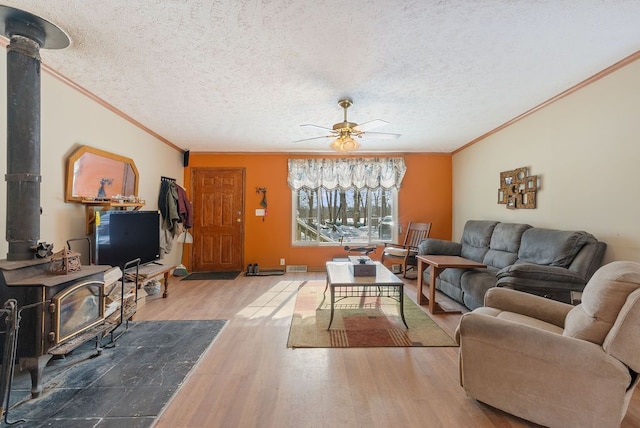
[294,98,401,152]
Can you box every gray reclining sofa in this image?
[418,220,607,310]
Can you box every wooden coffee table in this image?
[325,261,407,330]
[416,255,486,314]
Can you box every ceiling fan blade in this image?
[361,131,401,139]
[353,119,388,132]
[300,123,334,131]
[292,135,333,143]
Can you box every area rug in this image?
[5,319,227,427]
[182,270,240,280]
[287,281,457,348]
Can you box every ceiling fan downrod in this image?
[334,98,358,131]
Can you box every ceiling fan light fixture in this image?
[330,135,359,152]
[294,98,399,149]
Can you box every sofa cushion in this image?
[471,307,564,335]
[563,261,640,345]
[437,277,464,304]
[383,246,408,257]
[439,267,467,289]
[483,223,531,269]
[517,228,596,268]
[460,220,499,262]
[461,268,500,310]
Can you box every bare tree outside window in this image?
[293,186,397,245]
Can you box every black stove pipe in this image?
[0,7,69,260]
[6,30,42,261]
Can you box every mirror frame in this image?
[65,145,139,203]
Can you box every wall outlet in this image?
[280,258,285,266]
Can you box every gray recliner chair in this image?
[456,261,640,428]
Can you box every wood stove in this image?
[0,260,109,397]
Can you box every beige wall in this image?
[453,57,640,263]
[0,53,184,264]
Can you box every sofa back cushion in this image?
[517,228,596,268]
[563,261,640,345]
[483,223,531,269]
[460,220,499,263]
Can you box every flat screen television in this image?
[94,210,161,268]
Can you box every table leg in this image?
[427,267,462,315]
[327,285,335,330]
[399,285,408,329]
[428,267,440,314]
[162,271,170,298]
[416,259,428,305]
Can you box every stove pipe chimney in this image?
[0,6,69,260]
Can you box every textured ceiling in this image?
[3,1,640,153]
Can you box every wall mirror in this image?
[65,145,139,203]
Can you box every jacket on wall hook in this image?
[256,187,267,221]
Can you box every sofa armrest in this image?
[496,263,586,283]
[483,287,573,327]
[417,238,461,256]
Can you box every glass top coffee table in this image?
[324,261,407,330]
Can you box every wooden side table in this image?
[137,263,175,298]
[416,255,486,314]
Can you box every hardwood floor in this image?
[136,272,640,428]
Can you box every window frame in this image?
[291,186,399,247]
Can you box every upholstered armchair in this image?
[456,261,640,428]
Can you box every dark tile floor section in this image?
[1,319,227,428]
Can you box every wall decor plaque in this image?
[498,167,538,209]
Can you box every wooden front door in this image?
[191,168,245,272]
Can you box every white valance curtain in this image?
[287,158,406,191]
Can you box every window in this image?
[292,186,398,245]
[288,158,406,246]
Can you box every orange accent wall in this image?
[184,153,452,271]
